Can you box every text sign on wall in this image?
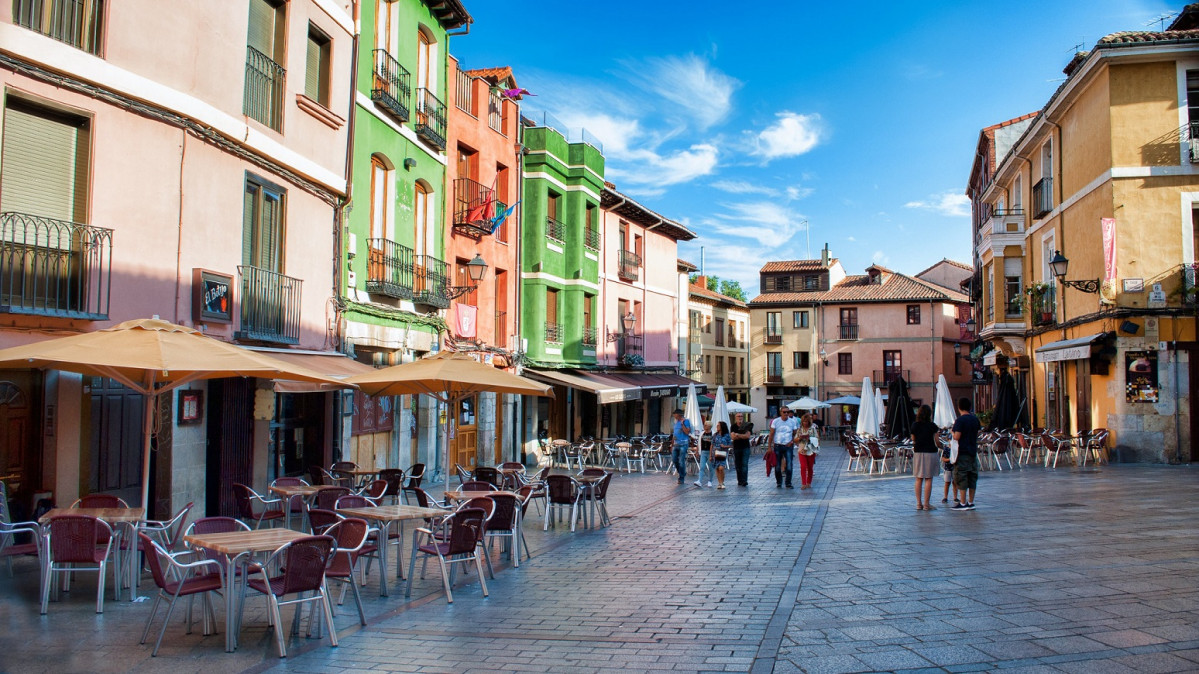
[193,269,234,323]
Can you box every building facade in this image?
[967,12,1199,462]
[687,277,750,404]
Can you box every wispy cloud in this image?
[706,201,807,247]
[619,54,740,130]
[872,250,891,266]
[711,180,779,196]
[904,191,971,217]
[752,112,824,160]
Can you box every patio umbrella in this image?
[726,400,758,413]
[786,397,830,411]
[884,375,915,440]
[0,318,349,510]
[825,395,860,406]
[344,350,553,492]
[711,385,730,432]
[990,371,1020,430]
[856,378,878,437]
[874,388,885,433]
[683,383,703,444]
[933,374,957,428]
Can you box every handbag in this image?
[714,448,728,460]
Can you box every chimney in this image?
[693,275,708,289]
[821,243,830,267]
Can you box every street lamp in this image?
[445,254,488,300]
[965,316,976,335]
[819,347,828,366]
[1049,251,1100,293]
[606,311,637,342]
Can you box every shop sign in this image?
[193,269,233,323]
[1126,351,1159,403]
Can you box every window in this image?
[793,311,809,329]
[705,355,711,373]
[374,0,397,53]
[728,357,737,382]
[715,355,723,383]
[740,357,746,385]
[1012,174,1022,211]
[838,353,852,375]
[583,294,593,329]
[906,305,920,325]
[487,85,503,131]
[727,321,736,348]
[456,145,477,182]
[584,204,598,250]
[986,263,994,322]
[416,28,434,93]
[803,275,819,290]
[495,164,510,243]
[369,155,393,241]
[304,24,331,106]
[545,288,559,340]
[690,310,701,331]
[455,67,475,115]
[244,0,286,130]
[839,308,858,325]
[13,0,105,55]
[705,315,711,333]
[413,181,432,256]
[774,276,791,292]
[455,257,477,306]
[715,318,724,346]
[494,270,508,346]
[243,174,285,273]
[0,97,90,223]
[766,311,781,341]
[546,191,563,241]
[766,352,782,377]
[1004,257,1022,316]
[883,350,902,383]
[793,352,810,369]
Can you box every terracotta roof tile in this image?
[1098,28,1199,44]
[462,66,519,90]
[914,258,972,278]
[677,258,698,271]
[749,271,969,306]
[689,283,747,307]
[760,259,833,273]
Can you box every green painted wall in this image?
[520,126,605,366]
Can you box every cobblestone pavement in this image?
[2,454,1197,673]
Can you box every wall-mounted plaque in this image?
[193,269,234,323]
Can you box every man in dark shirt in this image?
[730,412,754,487]
[951,397,982,510]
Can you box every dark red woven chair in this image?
[377,469,406,504]
[315,486,352,512]
[473,466,503,489]
[233,483,284,529]
[243,535,339,658]
[583,472,613,527]
[406,507,489,603]
[483,492,527,568]
[305,508,341,535]
[543,475,581,531]
[324,518,371,626]
[459,480,497,492]
[335,494,373,510]
[271,477,310,517]
[335,496,388,575]
[72,493,128,509]
[41,514,113,614]
[360,479,388,505]
[401,463,426,504]
[138,532,224,656]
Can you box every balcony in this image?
[838,324,859,340]
[494,310,508,346]
[583,227,600,251]
[0,212,112,320]
[581,325,597,346]
[13,0,105,55]
[545,216,565,244]
[371,49,411,123]
[364,237,413,299]
[545,322,562,343]
[618,249,641,281]
[714,373,724,385]
[1032,177,1053,218]
[412,254,449,309]
[1030,284,1056,327]
[414,88,447,151]
[765,367,783,384]
[244,46,285,131]
[873,369,910,386]
[978,208,1025,257]
[617,333,643,358]
[764,328,782,345]
[453,178,505,238]
[1184,263,1199,306]
[236,265,301,344]
[688,330,701,343]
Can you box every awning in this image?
[249,348,375,392]
[600,372,707,399]
[524,369,641,404]
[1035,333,1106,363]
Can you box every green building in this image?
[340,0,470,471]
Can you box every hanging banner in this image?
[1101,217,1117,281]
[452,303,478,338]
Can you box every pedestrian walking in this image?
[670,408,693,485]
[711,421,731,489]
[696,420,714,487]
[796,413,818,489]
[767,406,800,489]
[730,412,754,486]
[952,397,982,510]
[910,404,940,510]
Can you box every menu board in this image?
[1125,351,1159,403]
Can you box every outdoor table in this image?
[497,467,524,489]
[183,527,305,652]
[443,489,517,502]
[268,484,329,530]
[336,504,447,596]
[573,474,606,529]
[40,507,146,601]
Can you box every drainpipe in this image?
[513,107,525,462]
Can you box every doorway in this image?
[1074,360,1091,433]
[88,377,143,505]
[0,374,38,516]
[271,393,327,480]
[206,378,255,517]
[454,395,477,471]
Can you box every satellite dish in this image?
[1100,280,1117,304]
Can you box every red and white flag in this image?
[1101,217,1117,281]
[451,303,477,338]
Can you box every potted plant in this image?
[1025,282,1053,322]
[619,352,644,368]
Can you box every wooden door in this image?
[0,378,33,507]
[89,377,143,505]
[206,379,255,516]
[1074,360,1091,434]
[454,395,477,471]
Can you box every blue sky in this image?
[451,0,1175,297]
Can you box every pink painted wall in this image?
[598,209,679,367]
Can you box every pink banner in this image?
[452,303,477,338]
[1101,217,1117,281]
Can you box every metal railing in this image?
[764,328,782,344]
[364,237,414,299]
[453,178,504,237]
[1183,263,1199,305]
[617,333,643,358]
[494,310,507,346]
[873,369,910,385]
[765,367,783,384]
[714,373,724,385]
[455,68,474,114]
[13,0,105,55]
[545,322,562,343]
[545,216,565,243]
[236,265,301,344]
[1032,177,1053,218]
[414,88,447,151]
[1030,285,1056,327]
[412,254,449,308]
[0,211,111,319]
[838,324,859,340]
[244,46,285,131]
[618,249,641,281]
[372,49,411,122]
[583,227,600,250]
[581,325,597,346]
[488,88,504,132]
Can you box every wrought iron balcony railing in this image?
[0,212,112,319]
[235,265,301,344]
[364,237,414,299]
[583,227,600,251]
[765,367,783,384]
[618,249,641,281]
[545,322,563,343]
[764,328,783,344]
[617,333,643,358]
[371,49,411,122]
[414,87,447,151]
[244,46,285,131]
[1183,263,1199,306]
[412,254,449,309]
[453,178,504,237]
[13,0,105,55]
[1032,177,1053,218]
[545,216,565,243]
[838,324,859,340]
[873,369,911,385]
[1030,285,1056,327]
[581,325,597,346]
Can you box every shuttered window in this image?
[242,175,284,272]
[12,0,105,55]
[247,0,284,60]
[1,97,89,224]
[305,25,331,105]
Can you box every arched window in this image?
[416,28,435,93]
[413,180,431,256]
[369,154,394,241]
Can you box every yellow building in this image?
[966,11,1199,462]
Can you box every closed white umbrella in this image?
[787,396,830,411]
[875,387,886,432]
[712,385,731,432]
[856,377,878,437]
[684,383,703,443]
[934,374,957,428]
[726,400,758,413]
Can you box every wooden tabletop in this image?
[443,490,520,501]
[574,474,608,484]
[338,468,380,476]
[497,467,525,474]
[269,484,328,498]
[184,528,306,555]
[40,507,146,525]
[338,504,447,521]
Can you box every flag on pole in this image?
[490,200,519,233]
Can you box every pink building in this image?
[0,1,355,517]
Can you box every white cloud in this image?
[753,112,824,160]
[607,144,720,187]
[785,185,813,201]
[555,111,642,157]
[711,180,779,197]
[846,236,856,242]
[705,201,807,247]
[620,54,740,130]
[872,250,890,266]
[904,191,971,217]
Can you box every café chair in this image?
[0,482,41,576]
[377,469,406,505]
[243,535,339,658]
[138,532,224,656]
[41,514,113,614]
[233,484,285,529]
[324,518,371,626]
[406,507,488,604]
